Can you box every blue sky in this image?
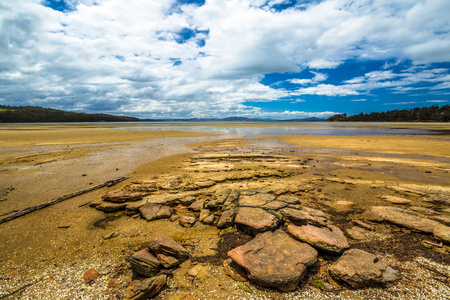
[1,0,449,119]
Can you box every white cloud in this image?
[0,0,449,118]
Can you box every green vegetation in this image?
[328,105,450,122]
[0,105,139,123]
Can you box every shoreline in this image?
[0,127,449,299]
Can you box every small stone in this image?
[130,249,160,277]
[217,209,237,229]
[82,268,99,284]
[202,213,215,225]
[187,264,209,279]
[346,226,367,240]
[199,209,212,222]
[124,275,167,300]
[180,215,196,227]
[188,200,204,211]
[433,225,450,244]
[281,207,327,226]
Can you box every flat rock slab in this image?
[329,249,399,289]
[102,190,143,203]
[148,235,189,260]
[288,224,349,254]
[380,195,411,204]
[235,207,280,234]
[239,194,275,207]
[144,194,184,206]
[180,215,196,227]
[228,229,318,292]
[368,206,442,233]
[281,207,327,226]
[96,201,128,212]
[139,203,171,221]
[263,200,290,211]
[277,195,300,205]
[130,249,160,277]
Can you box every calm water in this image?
[119,122,450,137]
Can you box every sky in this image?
[1,0,449,120]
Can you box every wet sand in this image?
[0,125,449,299]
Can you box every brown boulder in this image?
[287,224,349,254]
[235,207,280,234]
[130,249,160,277]
[228,229,318,292]
[102,190,143,203]
[329,249,399,288]
[139,203,171,221]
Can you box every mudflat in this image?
[0,124,449,299]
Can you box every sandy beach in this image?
[0,123,449,299]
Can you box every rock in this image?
[102,190,143,203]
[187,264,209,279]
[130,249,160,277]
[139,203,171,221]
[239,193,275,207]
[194,180,215,188]
[82,268,99,284]
[180,215,196,227]
[217,208,236,229]
[96,201,127,212]
[124,275,167,300]
[369,206,442,233]
[336,200,355,206]
[361,210,383,222]
[202,213,215,225]
[281,207,327,226]
[277,195,300,204]
[157,254,180,268]
[223,258,247,282]
[223,189,240,209]
[433,225,450,244]
[148,235,189,261]
[329,249,399,288]
[188,200,204,211]
[179,195,196,206]
[128,181,158,193]
[228,229,318,292]
[235,207,280,234]
[199,209,212,222]
[126,199,148,215]
[172,291,196,300]
[263,200,289,211]
[346,226,367,240]
[429,214,450,226]
[144,194,182,206]
[380,195,411,204]
[287,224,350,254]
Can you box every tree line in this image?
[0,105,139,123]
[327,105,450,122]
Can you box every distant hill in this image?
[327,105,450,122]
[0,105,139,123]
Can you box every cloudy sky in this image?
[1,0,449,119]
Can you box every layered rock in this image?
[124,275,167,300]
[148,235,189,261]
[228,229,318,292]
[329,249,399,288]
[129,249,160,277]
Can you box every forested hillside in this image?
[0,105,139,123]
[328,105,449,122]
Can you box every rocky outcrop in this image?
[129,249,160,277]
[365,206,442,233]
[102,190,143,203]
[228,229,318,292]
[139,203,171,221]
[235,207,280,234]
[329,249,399,288]
[287,224,349,254]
